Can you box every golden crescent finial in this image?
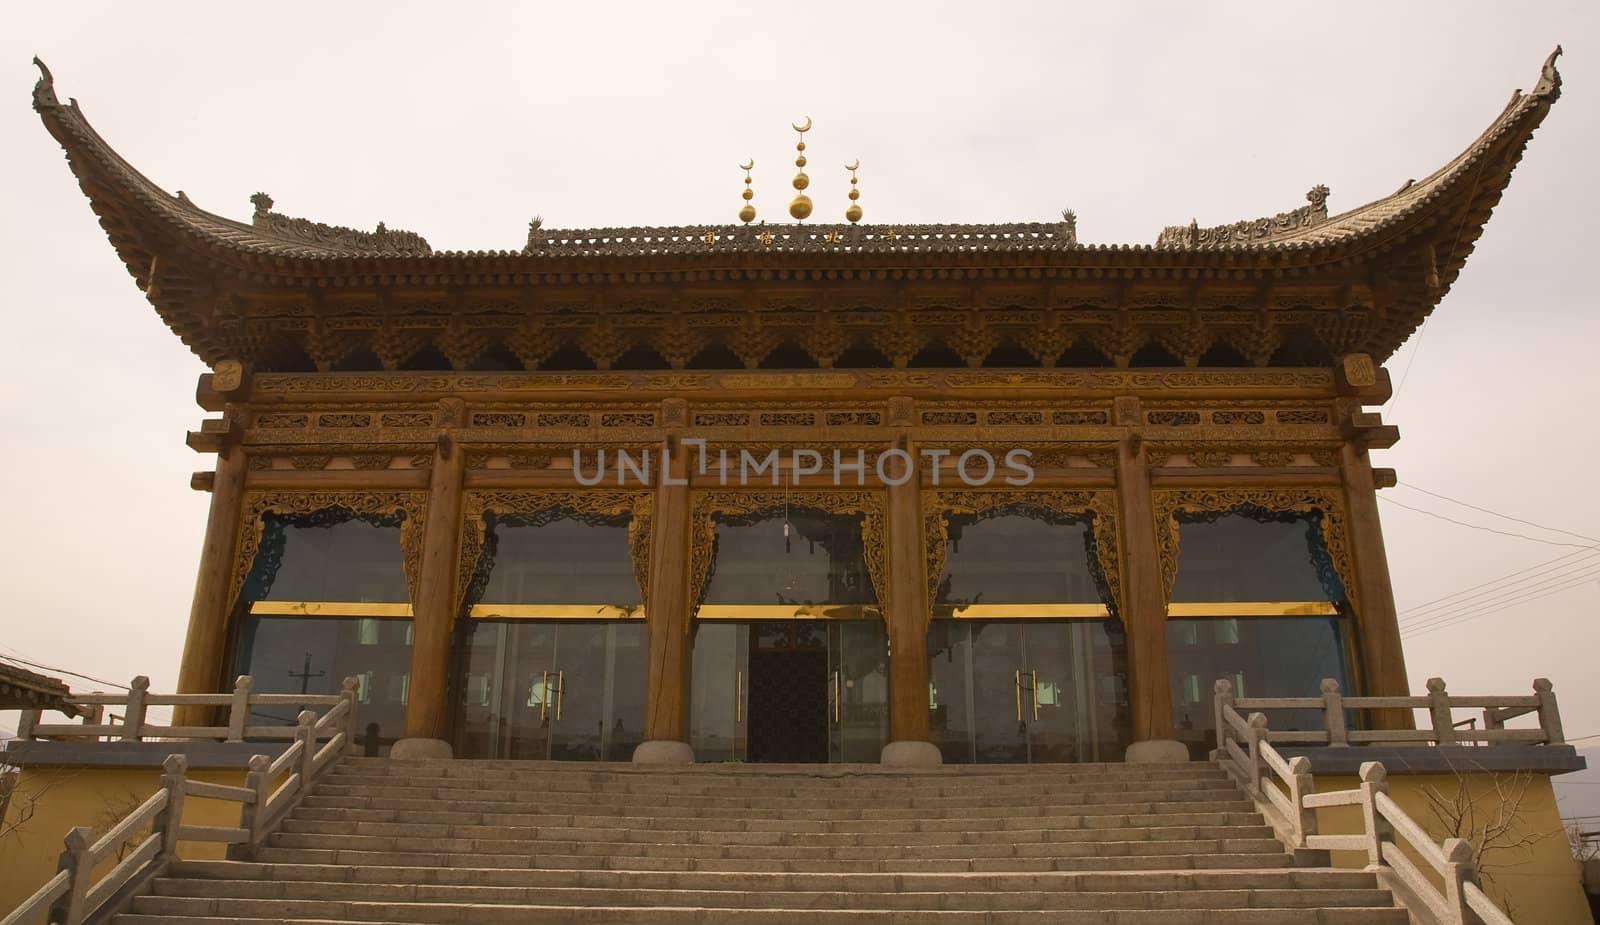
[792,116,812,133]
[739,159,755,171]
[845,159,860,171]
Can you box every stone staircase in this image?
[117,757,1408,924]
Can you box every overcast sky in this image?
[2,1,1596,803]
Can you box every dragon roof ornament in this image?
[249,192,431,256]
[1156,185,1331,249]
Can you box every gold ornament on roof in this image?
[788,116,813,221]
[737,159,757,224]
[844,158,862,224]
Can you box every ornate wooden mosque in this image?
[31,51,1562,765]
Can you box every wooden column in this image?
[643,438,693,744]
[1339,442,1413,729]
[884,438,932,744]
[1116,434,1175,742]
[173,445,249,727]
[403,433,466,742]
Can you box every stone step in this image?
[276,817,1276,847]
[298,788,1254,817]
[288,800,1260,825]
[149,877,1399,913]
[120,896,1410,924]
[264,828,1290,862]
[249,845,1293,874]
[338,758,1229,780]
[168,861,1384,895]
[317,768,1234,798]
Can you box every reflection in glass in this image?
[233,615,412,753]
[936,509,1109,606]
[1167,615,1354,758]
[1171,511,1343,603]
[704,510,872,605]
[233,511,413,754]
[927,619,1129,763]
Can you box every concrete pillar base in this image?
[880,740,943,767]
[632,740,695,765]
[1124,738,1190,763]
[389,737,454,760]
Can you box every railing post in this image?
[297,710,317,783]
[1358,761,1390,870]
[1426,678,1456,746]
[1212,678,1234,757]
[1287,755,1317,847]
[1246,712,1268,795]
[1534,677,1564,745]
[121,676,150,742]
[227,676,253,742]
[339,676,360,754]
[17,707,40,740]
[1321,678,1348,747]
[233,753,270,858]
[154,754,188,862]
[1441,836,1475,925]
[51,826,93,925]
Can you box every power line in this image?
[1379,495,1596,549]
[1401,547,1600,620]
[1403,571,1600,639]
[1401,556,1600,629]
[1387,323,1430,418]
[1396,481,1600,545]
[0,653,131,691]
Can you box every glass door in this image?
[690,619,888,763]
[928,619,1128,763]
[689,622,750,762]
[828,620,889,762]
[454,621,645,760]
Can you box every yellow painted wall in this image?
[0,767,249,913]
[1310,772,1590,925]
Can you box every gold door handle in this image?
[736,670,743,724]
[1031,670,1040,721]
[540,670,549,721]
[833,670,841,723]
[1015,670,1022,722]
[556,670,564,721]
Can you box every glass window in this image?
[233,614,412,752]
[247,514,410,603]
[703,510,872,606]
[471,513,640,606]
[233,509,414,756]
[935,509,1109,606]
[1171,511,1343,603]
[1166,615,1353,758]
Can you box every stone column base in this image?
[632,740,695,765]
[880,740,943,767]
[389,737,454,760]
[1124,739,1190,763]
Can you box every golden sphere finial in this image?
[788,117,813,221]
[844,159,862,224]
[737,159,756,224]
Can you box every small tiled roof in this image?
[0,660,79,716]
